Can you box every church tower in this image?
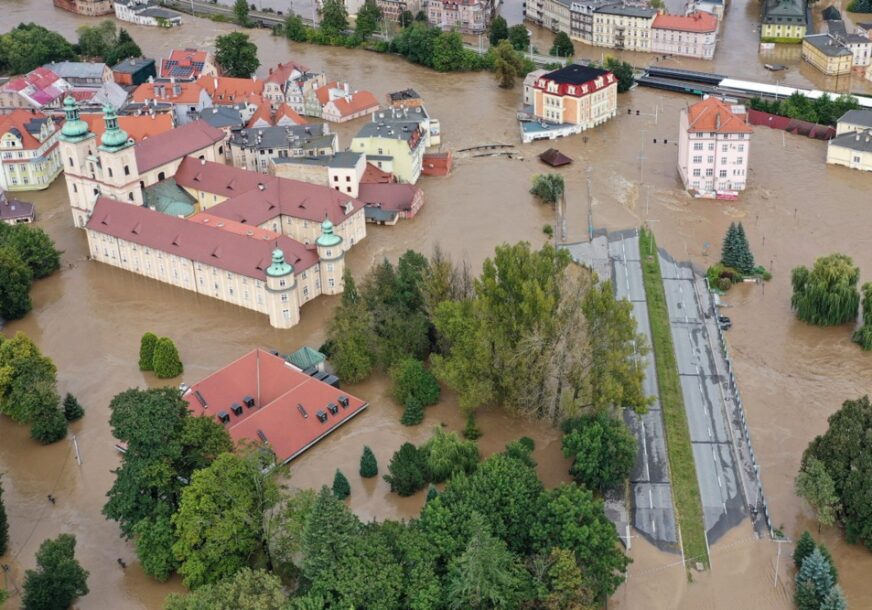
[97,104,141,205]
[316,217,344,296]
[58,96,96,228]
[265,248,301,329]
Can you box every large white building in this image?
[678,96,752,197]
[0,110,63,192]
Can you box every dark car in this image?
[718,316,732,330]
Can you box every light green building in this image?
[350,119,426,184]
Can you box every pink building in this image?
[428,0,494,34]
[651,12,719,60]
[678,96,752,198]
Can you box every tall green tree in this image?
[233,0,251,25]
[284,14,308,41]
[492,40,525,88]
[21,534,88,610]
[332,469,351,499]
[360,445,379,477]
[821,585,848,610]
[164,568,287,610]
[734,223,755,274]
[0,23,76,75]
[399,10,414,27]
[0,332,57,423]
[793,531,817,569]
[0,247,33,321]
[29,385,67,445]
[320,0,349,36]
[720,222,739,269]
[384,442,430,496]
[530,174,565,204]
[541,546,595,609]
[508,24,530,51]
[172,451,278,589]
[432,31,467,72]
[489,15,509,45]
[561,413,636,492]
[76,20,116,58]
[0,223,62,280]
[133,512,177,582]
[152,337,183,379]
[62,393,84,422]
[791,253,860,326]
[215,32,260,78]
[390,358,440,408]
[138,332,158,371]
[0,477,8,556]
[355,0,382,40]
[550,32,574,57]
[796,456,839,532]
[852,282,872,350]
[328,270,377,382]
[105,28,142,66]
[446,512,529,610]
[603,57,634,93]
[422,426,480,483]
[795,548,835,610]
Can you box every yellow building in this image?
[0,110,62,192]
[827,111,872,172]
[760,0,806,42]
[351,119,426,184]
[801,34,853,76]
[592,5,657,52]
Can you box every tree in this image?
[138,332,158,371]
[76,19,116,58]
[360,445,378,477]
[332,469,351,499]
[355,0,382,40]
[422,426,480,483]
[415,9,428,21]
[562,413,636,493]
[802,395,872,548]
[0,477,8,556]
[215,32,260,78]
[320,0,349,36]
[21,534,88,610]
[542,547,595,610]
[328,270,376,382]
[821,585,848,610]
[489,15,509,45]
[791,254,860,326]
[603,57,634,93]
[284,14,308,41]
[446,512,528,610]
[795,548,834,610]
[0,223,62,280]
[62,393,84,422]
[0,23,76,75]
[432,31,468,72]
[505,437,537,468]
[492,40,525,88]
[164,568,287,610]
[796,457,839,532]
[0,332,57,423]
[391,358,441,408]
[399,9,414,27]
[722,222,755,274]
[530,174,566,204]
[29,386,67,445]
[105,28,142,66]
[550,32,574,57]
[0,247,33,321]
[233,0,251,25]
[384,442,429,496]
[152,337,183,378]
[132,513,177,582]
[794,531,817,569]
[172,452,277,589]
[508,24,530,51]
[852,282,872,350]
[401,398,425,426]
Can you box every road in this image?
[658,251,746,544]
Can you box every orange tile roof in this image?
[0,110,53,149]
[265,61,310,85]
[81,113,174,143]
[328,90,379,118]
[197,76,264,103]
[315,82,340,106]
[183,349,368,464]
[686,97,752,134]
[187,212,282,240]
[275,103,307,126]
[246,104,273,128]
[653,11,718,32]
[132,81,206,104]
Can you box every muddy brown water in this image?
[2,2,872,608]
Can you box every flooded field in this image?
[1,1,872,608]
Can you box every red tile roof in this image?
[174,157,366,226]
[653,11,718,33]
[315,81,340,106]
[275,103,307,126]
[0,110,53,149]
[197,76,264,102]
[246,104,273,128]
[81,113,174,143]
[86,197,318,278]
[358,183,422,212]
[686,96,752,134]
[326,90,379,118]
[184,349,367,463]
[266,61,310,85]
[134,120,225,172]
[132,81,207,104]
[361,162,395,184]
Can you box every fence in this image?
[747,109,835,141]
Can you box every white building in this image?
[827,109,872,172]
[115,0,183,26]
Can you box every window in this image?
[303,286,309,297]
[279,279,286,287]
[738,144,744,152]
[707,142,714,151]
[721,144,728,152]
[737,157,743,165]
[281,293,288,302]
[692,155,702,163]
[720,157,727,165]
[692,168,701,177]
[328,278,335,288]
[693,142,703,151]
[124,165,130,176]
[69,157,74,167]
[705,168,713,177]
[707,156,714,163]
[719,169,727,178]
[327,263,334,272]
[345,176,350,182]
[333,175,338,182]
[72,184,77,193]
[282,309,290,320]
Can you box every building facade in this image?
[131,80,213,124]
[569,0,618,44]
[761,0,807,42]
[651,12,719,59]
[376,0,421,22]
[801,34,853,75]
[678,96,752,197]
[114,0,183,26]
[827,109,872,171]
[228,125,337,173]
[592,5,657,51]
[351,120,426,184]
[52,0,113,15]
[531,64,618,130]
[270,152,366,197]
[0,110,62,192]
[428,0,494,34]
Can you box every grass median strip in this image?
[638,228,709,569]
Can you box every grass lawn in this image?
[638,228,709,568]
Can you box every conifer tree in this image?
[139,332,158,371]
[152,337,183,379]
[400,398,424,426]
[359,446,378,478]
[426,484,438,503]
[795,548,834,610]
[793,531,816,569]
[0,477,8,555]
[735,222,755,274]
[62,393,84,422]
[720,222,739,270]
[332,469,351,500]
[821,585,848,610]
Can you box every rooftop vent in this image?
[257,429,268,443]
[244,395,256,408]
[297,403,308,418]
[338,395,350,408]
[316,410,328,423]
[327,402,338,415]
[194,390,207,408]
[231,403,243,417]
[217,411,230,424]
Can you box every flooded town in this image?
[1,0,872,607]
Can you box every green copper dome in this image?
[315,216,342,248]
[60,96,91,141]
[99,104,132,152]
[266,248,294,277]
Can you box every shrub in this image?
[422,427,480,483]
[717,277,732,292]
[152,337,183,378]
[332,469,351,499]
[400,398,425,426]
[62,393,84,422]
[383,442,429,496]
[390,358,441,408]
[29,387,67,445]
[359,445,378,478]
[139,332,158,371]
[505,437,537,468]
[463,412,482,440]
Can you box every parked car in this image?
[718,316,732,330]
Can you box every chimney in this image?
[214,77,218,91]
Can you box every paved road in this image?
[609,232,678,552]
[659,251,746,544]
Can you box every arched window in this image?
[124,165,130,176]
[108,167,113,178]
[68,157,74,167]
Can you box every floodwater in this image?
[1,1,872,608]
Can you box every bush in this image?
[400,398,425,426]
[543,224,554,237]
[391,358,441,408]
[359,445,378,478]
[505,437,537,468]
[139,332,158,371]
[562,412,636,492]
[21,534,89,610]
[62,393,84,422]
[332,469,351,499]
[717,277,732,292]
[383,442,429,496]
[29,388,67,445]
[463,412,482,440]
[422,427,480,483]
[152,337,183,378]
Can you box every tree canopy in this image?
[562,412,636,492]
[508,24,530,51]
[550,32,575,57]
[320,0,349,36]
[233,0,251,26]
[0,247,33,321]
[852,282,872,350]
[21,534,89,610]
[489,15,509,46]
[530,173,566,205]
[215,32,260,77]
[0,222,62,280]
[604,57,634,93]
[0,23,76,75]
[791,253,860,326]
[0,477,8,556]
[720,222,755,275]
[492,39,526,88]
[164,568,287,610]
[796,456,839,532]
[355,0,382,40]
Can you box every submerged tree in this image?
[359,445,378,478]
[0,477,8,555]
[550,31,574,57]
[62,393,84,422]
[791,253,860,326]
[332,469,351,499]
[21,534,89,610]
[853,282,872,350]
[384,442,429,496]
[796,457,839,532]
[562,412,636,493]
[152,336,183,378]
[530,174,565,204]
[492,40,525,89]
[721,222,755,274]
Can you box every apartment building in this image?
[530,63,618,130]
[428,0,494,34]
[0,110,63,192]
[52,0,113,15]
[270,152,366,197]
[351,119,427,184]
[131,80,213,124]
[570,0,619,44]
[592,5,657,51]
[228,125,337,173]
[801,34,853,75]
[760,0,807,42]
[827,109,872,172]
[651,12,719,59]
